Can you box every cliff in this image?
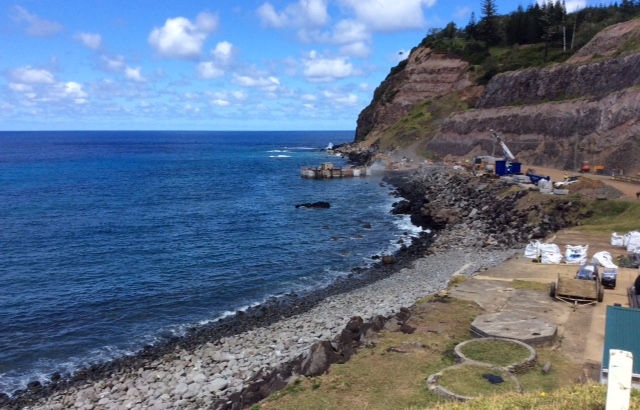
[355,19,640,173]
[354,47,483,146]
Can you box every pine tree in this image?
[478,0,501,45]
[465,12,478,39]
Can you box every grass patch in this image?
[437,365,518,397]
[511,280,551,291]
[448,274,468,287]
[377,94,469,150]
[413,382,640,409]
[460,340,531,367]
[259,298,482,410]
[517,349,581,394]
[578,199,640,233]
[258,297,583,410]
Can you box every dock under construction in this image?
[300,162,370,179]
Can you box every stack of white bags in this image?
[611,231,640,253]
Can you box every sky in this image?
[0,0,588,131]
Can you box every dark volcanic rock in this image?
[295,201,330,209]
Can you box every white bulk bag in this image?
[565,245,588,265]
[540,243,562,264]
[591,251,618,269]
[626,232,640,252]
[524,240,541,258]
[611,232,624,247]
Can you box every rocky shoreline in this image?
[4,167,582,410]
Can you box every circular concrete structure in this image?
[470,311,557,347]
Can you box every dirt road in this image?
[524,164,640,198]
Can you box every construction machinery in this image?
[490,130,521,176]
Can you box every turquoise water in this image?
[0,131,418,394]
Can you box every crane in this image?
[491,130,516,162]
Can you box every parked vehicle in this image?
[554,175,580,188]
[575,263,599,281]
[601,268,618,289]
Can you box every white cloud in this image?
[257,0,329,28]
[148,12,219,59]
[10,67,55,84]
[213,41,234,64]
[8,83,33,92]
[61,82,88,104]
[102,55,126,71]
[211,99,230,106]
[233,74,280,87]
[303,52,357,82]
[332,20,369,44]
[322,90,358,105]
[304,103,315,109]
[196,62,224,79]
[231,90,248,101]
[75,32,102,50]
[339,42,370,58]
[339,0,434,32]
[300,20,371,58]
[125,66,147,82]
[301,93,317,101]
[11,6,63,37]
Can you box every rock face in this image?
[355,47,483,142]
[429,87,640,171]
[476,53,640,109]
[354,19,640,174]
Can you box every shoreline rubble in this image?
[7,166,583,410]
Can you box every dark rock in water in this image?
[27,381,42,391]
[371,255,380,260]
[382,255,396,265]
[295,201,330,209]
[50,373,61,383]
[362,223,372,229]
[0,393,9,406]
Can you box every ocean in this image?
[0,131,420,395]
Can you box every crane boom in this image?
[491,130,516,162]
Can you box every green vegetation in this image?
[511,279,551,291]
[437,365,518,397]
[417,2,640,83]
[421,383,640,409]
[460,340,531,366]
[577,199,640,233]
[258,298,581,410]
[376,94,469,151]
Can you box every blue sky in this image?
[1,0,587,131]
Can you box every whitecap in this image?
[269,155,291,158]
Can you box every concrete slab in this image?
[471,311,557,347]
[449,229,640,375]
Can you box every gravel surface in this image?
[20,246,518,410]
